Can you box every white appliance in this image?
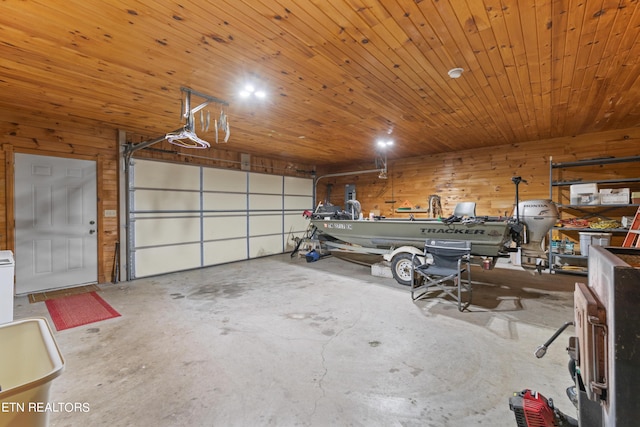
[0,250,15,324]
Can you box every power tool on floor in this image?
[509,321,579,427]
[509,388,577,427]
[512,246,640,427]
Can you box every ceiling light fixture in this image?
[239,83,267,99]
[448,67,464,79]
[377,139,393,149]
[376,139,393,179]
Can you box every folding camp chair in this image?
[410,239,472,311]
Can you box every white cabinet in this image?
[0,250,15,324]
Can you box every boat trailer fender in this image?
[383,246,425,263]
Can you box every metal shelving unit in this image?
[549,155,640,275]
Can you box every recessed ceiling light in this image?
[448,68,464,79]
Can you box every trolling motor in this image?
[509,322,578,427]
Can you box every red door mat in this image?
[45,291,121,331]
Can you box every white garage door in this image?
[129,159,312,278]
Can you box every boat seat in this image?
[453,202,476,218]
[345,199,362,220]
[410,239,472,312]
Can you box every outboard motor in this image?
[513,199,558,271]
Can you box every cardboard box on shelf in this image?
[599,188,630,205]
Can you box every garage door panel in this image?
[134,160,200,190]
[203,193,246,211]
[135,244,201,277]
[133,212,188,219]
[203,216,247,240]
[249,173,281,193]
[135,189,200,211]
[135,217,200,246]
[249,215,283,236]
[249,194,282,210]
[203,168,246,192]
[284,176,312,195]
[249,235,283,257]
[203,239,247,265]
[285,213,310,234]
[284,195,312,210]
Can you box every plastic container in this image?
[570,183,599,205]
[579,232,612,257]
[0,250,15,325]
[0,318,65,427]
[591,233,612,247]
[305,250,320,262]
[563,239,575,255]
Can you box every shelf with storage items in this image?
[549,155,640,275]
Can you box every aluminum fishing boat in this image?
[310,215,513,257]
[304,199,558,284]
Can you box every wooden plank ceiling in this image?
[1,0,639,167]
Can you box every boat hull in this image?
[310,218,512,257]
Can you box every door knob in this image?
[89,229,96,234]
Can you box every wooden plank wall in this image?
[0,112,120,284]
[316,127,640,222]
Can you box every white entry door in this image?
[14,154,98,294]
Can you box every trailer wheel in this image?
[390,253,418,286]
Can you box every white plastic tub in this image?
[579,232,612,257]
[0,318,65,427]
[0,250,15,325]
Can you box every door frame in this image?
[5,147,105,287]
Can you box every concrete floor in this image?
[12,254,580,426]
